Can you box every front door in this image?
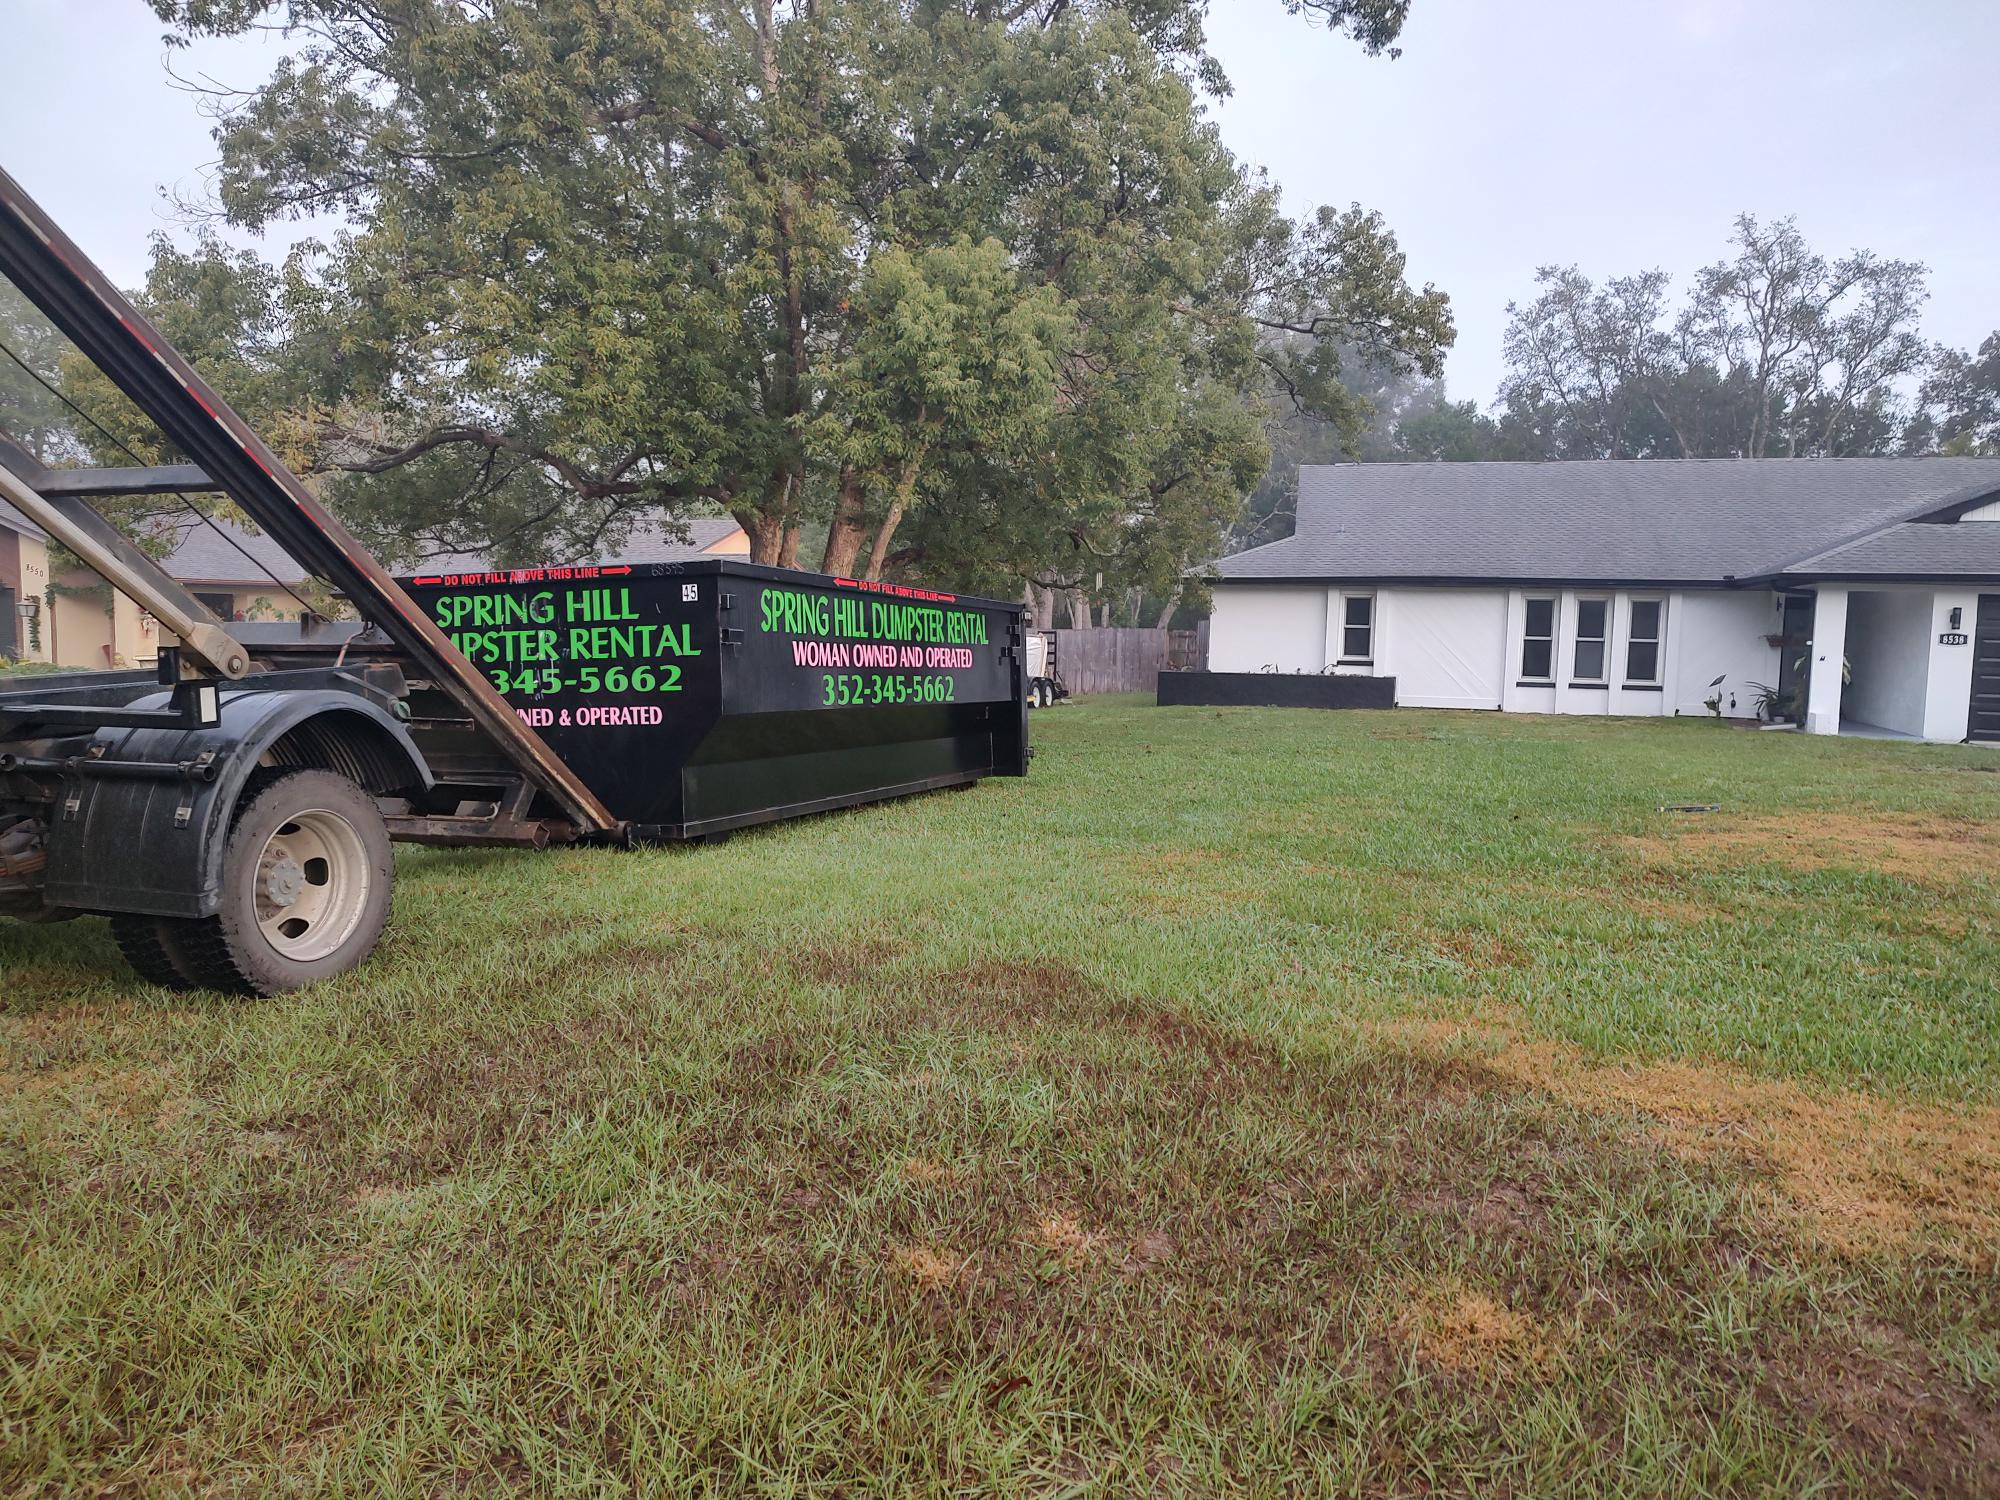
[1774,593,1813,720]
[1972,594,2000,743]
[0,585,15,660]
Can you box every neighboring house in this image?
[413,516,750,575]
[149,513,319,627]
[27,512,315,671]
[0,503,321,669]
[1208,459,2000,744]
[4,508,749,669]
[0,496,52,663]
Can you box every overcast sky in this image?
[3,0,1996,406]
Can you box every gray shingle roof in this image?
[5,497,746,590]
[1781,521,2000,578]
[3,499,306,584]
[154,515,310,586]
[0,495,48,542]
[414,517,745,573]
[146,514,746,586]
[1215,459,2000,585]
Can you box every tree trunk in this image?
[777,526,799,569]
[820,468,869,576]
[1067,590,1091,629]
[742,510,786,565]
[1153,586,1179,630]
[861,456,921,581]
[1026,583,1053,630]
[862,497,905,581]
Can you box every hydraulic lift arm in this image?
[0,165,618,834]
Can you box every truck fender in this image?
[42,690,432,919]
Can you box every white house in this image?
[1208,459,2000,744]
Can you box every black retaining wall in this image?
[1155,671,1397,710]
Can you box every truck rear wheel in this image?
[109,915,200,991]
[167,770,394,997]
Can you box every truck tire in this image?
[109,915,200,991]
[166,769,394,997]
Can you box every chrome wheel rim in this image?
[252,809,370,962]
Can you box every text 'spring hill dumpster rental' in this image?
[401,559,1030,839]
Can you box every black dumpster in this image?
[399,559,1028,838]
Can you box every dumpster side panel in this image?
[402,563,720,828]
[402,561,1025,836]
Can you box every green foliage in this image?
[1915,330,2000,455]
[1498,216,1932,460]
[138,0,1450,598]
[0,281,78,463]
[0,657,67,679]
[0,265,246,559]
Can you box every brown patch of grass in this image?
[1628,810,2000,886]
[1129,882,1262,920]
[1425,930,1531,973]
[1508,874,1730,925]
[890,1243,968,1292]
[1769,1321,2000,1496]
[1620,892,1722,924]
[1373,1013,2000,1264]
[946,959,1091,1025]
[1129,847,1229,875]
[1120,1228,1178,1276]
[1026,1210,1109,1270]
[1394,1277,1552,1377]
[4,1061,180,1122]
[901,1157,960,1188]
[0,968,117,1012]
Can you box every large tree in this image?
[1497,215,1930,460]
[144,0,1450,601]
[1912,331,2000,456]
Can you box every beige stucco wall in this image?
[51,570,161,670]
[0,530,52,662]
[187,587,304,623]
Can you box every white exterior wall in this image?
[1209,578,1975,739]
[1487,587,1777,719]
[1923,588,1979,742]
[1207,587,1328,674]
[1804,587,1850,735]
[1499,591,1557,714]
[1845,590,1934,737]
[1376,588,1506,708]
[1790,584,1982,743]
[1672,590,1785,720]
[1813,583,1981,743]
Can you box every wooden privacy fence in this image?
[1052,627,1207,695]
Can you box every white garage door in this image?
[1385,589,1506,709]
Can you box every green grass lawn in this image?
[3,700,1998,1496]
